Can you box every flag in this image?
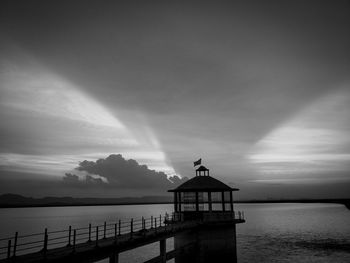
[193,158,201,167]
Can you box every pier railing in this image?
[0,211,244,260]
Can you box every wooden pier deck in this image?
[0,212,245,263]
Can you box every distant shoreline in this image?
[0,198,349,209]
[237,199,350,210]
[0,202,173,208]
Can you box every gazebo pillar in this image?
[208,192,212,212]
[195,192,199,212]
[221,191,225,212]
[174,192,178,212]
[230,191,234,212]
[178,192,182,213]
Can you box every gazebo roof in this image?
[168,175,239,192]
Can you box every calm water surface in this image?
[0,203,349,262]
[237,203,350,263]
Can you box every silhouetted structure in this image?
[169,165,244,263]
[0,166,245,263]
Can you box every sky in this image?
[0,0,349,199]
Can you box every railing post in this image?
[41,228,48,259]
[43,228,48,252]
[95,226,99,247]
[13,232,18,257]
[155,218,157,233]
[104,222,107,239]
[130,218,133,239]
[114,223,117,243]
[73,229,76,253]
[118,220,121,236]
[68,225,72,246]
[143,217,146,237]
[7,240,11,259]
[88,223,92,242]
[159,215,162,227]
[142,216,144,230]
[151,216,153,229]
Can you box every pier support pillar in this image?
[174,224,237,263]
[160,239,166,263]
[109,252,119,263]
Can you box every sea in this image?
[0,203,349,262]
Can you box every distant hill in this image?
[0,193,173,208]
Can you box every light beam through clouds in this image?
[248,88,350,183]
[0,62,176,178]
[0,67,126,129]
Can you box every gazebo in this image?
[168,165,239,221]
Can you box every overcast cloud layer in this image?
[0,0,349,199]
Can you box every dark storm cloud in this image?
[63,172,106,186]
[0,154,187,197]
[63,154,187,190]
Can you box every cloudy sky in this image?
[0,0,349,199]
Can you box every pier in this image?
[0,212,245,263]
